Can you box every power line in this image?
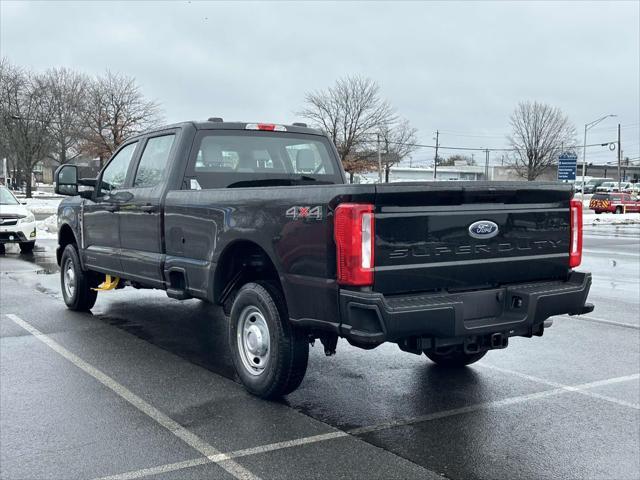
[381,138,617,153]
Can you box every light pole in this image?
[581,114,616,201]
[433,130,439,180]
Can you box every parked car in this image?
[622,183,640,196]
[589,193,640,214]
[0,186,37,253]
[53,119,593,399]
[596,181,632,193]
[583,178,615,194]
[595,182,614,193]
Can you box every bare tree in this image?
[43,67,90,165]
[81,71,162,165]
[379,118,418,182]
[0,60,54,197]
[299,76,396,182]
[507,101,577,181]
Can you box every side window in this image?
[134,134,175,188]
[99,142,137,196]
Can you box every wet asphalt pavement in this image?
[1,227,639,480]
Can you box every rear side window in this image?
[186,131,341,189]
[134,134,175,188]
[100,142,137,195]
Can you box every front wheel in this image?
[425,348,487,367]
[60,244,98,311]
[229,281,309,399]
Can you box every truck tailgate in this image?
[373,182,573,295]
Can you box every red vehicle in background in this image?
[589,193,640,214]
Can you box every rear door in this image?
[372,182,572,295]
[83,141,139,273]
[118,132,178,286]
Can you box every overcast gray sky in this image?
[2,0,638,164]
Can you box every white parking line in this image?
[4,314,259,480]
[348,372,639,436]
[95,458,210,480]
[478,363,640,410]
[8,310,640,480]
[565,314,640,329]
[89,371,640,480]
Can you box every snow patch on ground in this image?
[36,214,59,239]
[22,197,62,214]
[584,212,640,226]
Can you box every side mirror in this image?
[54,164,78,196]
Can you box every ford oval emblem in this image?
[468,220,499,239]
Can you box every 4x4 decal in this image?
[286,206,322,220]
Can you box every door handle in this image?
[140,204,157,213]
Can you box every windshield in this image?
[185,131,343,189]
[0,187,19,205]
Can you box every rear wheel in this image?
[229,281,309,399]
[19,241,35,254]
[615,206,623,214]
[60,244,98,311]
[425,348,487,367]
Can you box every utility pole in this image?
[617,123,621,190]
[582,114,616,202]
[484,149,489,180]
[433,130,439,180]
[377,133,382,184]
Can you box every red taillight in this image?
[334,203,375,286]
[570,198,583,268]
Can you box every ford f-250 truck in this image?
[54,119,593,399]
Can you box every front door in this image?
[118,133,177,286]
[83,141,139,273]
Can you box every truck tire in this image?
[615,206,623,214]
[19,241,35,254]
[60,244,98,311]
[229,281,309,399]
[425,349,487,367]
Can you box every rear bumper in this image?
[338,271,592,347]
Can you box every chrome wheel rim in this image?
[63,258,76,299]
[236,305,270,376]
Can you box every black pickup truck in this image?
[54,119,593,398]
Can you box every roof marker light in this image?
[245,123,287,132]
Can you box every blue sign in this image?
[558,152,578,181]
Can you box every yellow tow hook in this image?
[92,275,120,291]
